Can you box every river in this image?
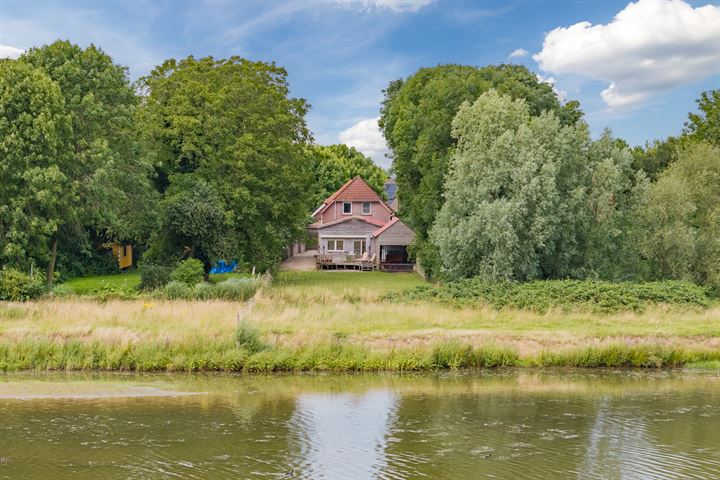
[1,370,718,479]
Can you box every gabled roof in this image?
[315,176,392,217]
[311,215,386,230]
[371,216,400,237]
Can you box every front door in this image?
[353,240,366,255]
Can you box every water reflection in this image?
[0,370,718,479]
[290,389,398,479]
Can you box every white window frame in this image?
[326,239,344,252]
[342,201,352,215]
[353,240,366,254]
[362,202,371,215]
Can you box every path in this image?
[279,249,318,272]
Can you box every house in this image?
[309,176,415,271]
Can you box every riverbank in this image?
[1,272,718,371]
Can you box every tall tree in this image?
[379,64,578,277]
[138,56,312,270]
[683,90,719,147]
[19,40,156,285]
[639,142,720,292]
[0,59,73,279]
[585,131,649,280]
[431,90,590,280]
[308,144,386,208]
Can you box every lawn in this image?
[63,272,141,294]
[62,271,249,294]
[272,271,426,294]
[2,270,719,371]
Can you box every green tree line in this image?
[380,65,719,292]
[0,40,384,285]
[1,40,717,294]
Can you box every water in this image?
[1,370,719,479]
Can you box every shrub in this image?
[164,280,193,300]
[213,278,261,301]
[93,281,138,302]
[139,264,172,290]
[236,320,267,354]
[0,268,45,301]
[171,258,205,286]
[193,282,214,300]
[386,279,712,313]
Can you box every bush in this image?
[171,258,205,286]
[193,282,214,300]
[0,268,45,301]
[93,281,138,302]
[139,264,172,290]
[386,279,712,313]
[164,280,193,300]
[157,278,262,301]
[213,278,261,301]
[236,321,267,354]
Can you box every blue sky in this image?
[1,0,718,167]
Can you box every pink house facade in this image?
[309,176,415,271]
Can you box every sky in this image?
[1,0,718,168]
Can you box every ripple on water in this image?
[0,370,719,479]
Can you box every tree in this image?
[431,90,591,280]
[684,90,719,146]
[585,131,649,280]
[145,175,228,278]
[0,59,73,280]
[639,142,720,292]
[630,137,681,182]
[379,64,579,277]
[19,41,157,285]
[138,56,312,270]
[308,144,386,208]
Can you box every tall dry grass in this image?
[1,272,719,372]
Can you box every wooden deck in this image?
[316,255,414,272]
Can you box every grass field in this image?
[61,271,248,294]
[63,272,141,294]
[1,270,719,371]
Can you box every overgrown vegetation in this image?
[0,267,45,301]
[385,279,713,313]
[161,277,263,301]
[0,337,717,372]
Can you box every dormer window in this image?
[342,202,352,214]
[362,202,371,215]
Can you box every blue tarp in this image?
[209,260,237,274]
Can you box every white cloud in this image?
[533,0,720,108]
[508,48,527,59]
[338,117,390,168]
[0,45,24,59]
[535,73,567,103]
[337,0,434,13]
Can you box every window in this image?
[342,202,352,214]
[353,240,366,255]
[362,202,371,215]
[327,239,344,251]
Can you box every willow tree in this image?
[379,64,581,277]
[138,56,312,270]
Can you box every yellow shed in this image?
[110,243,133,269]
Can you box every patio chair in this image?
[360,254,376,271]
